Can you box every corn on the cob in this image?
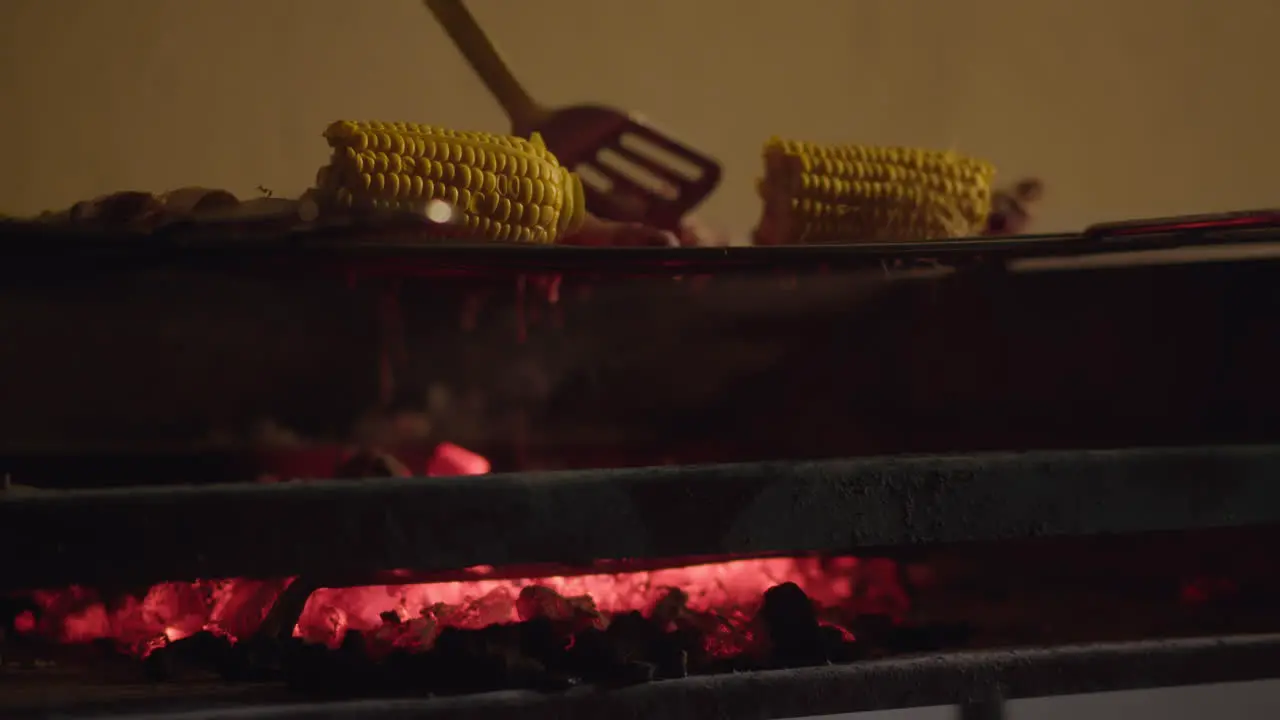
[754,138,996,245]
[313,121,587,244]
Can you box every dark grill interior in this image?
[4,221,1280,719]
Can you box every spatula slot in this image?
[575,164,615,194]
[618,132,709,183]
[595,148,680,201]
[609,143,688,188]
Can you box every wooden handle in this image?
[423,0,542,129]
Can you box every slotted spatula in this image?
[423,0,721,230]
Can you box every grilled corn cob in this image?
[314,121,587,244]
[754,139,996,245]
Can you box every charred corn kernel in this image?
[755,138,996,245]
[313,121,586,243]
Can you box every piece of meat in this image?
[984,177,1044,236]
[677,216,737,247]
[559,212,679,247]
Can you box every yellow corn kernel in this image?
[314,121,585,243]
[755,137,996,245]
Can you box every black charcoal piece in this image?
[220,633,290,682]
[653,637,691,679]
[143,630,235,682]
[760,582,827,667]
[563,627,613,681]
[516,617,569,668]
[604,610,658,663]
[820,624,863,663]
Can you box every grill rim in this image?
[9,633,1280,720]
[3,444,1279,590]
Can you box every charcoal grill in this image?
[3,213,1280,719]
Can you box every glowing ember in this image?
[12,557,907,659]
[19,578,289,655]
[6,431,908,664]
[426,442,491,476]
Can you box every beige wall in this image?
[1,0,1276,236]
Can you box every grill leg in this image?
[959,685,1006,720]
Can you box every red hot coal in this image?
[9,554,921,695]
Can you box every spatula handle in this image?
[423,0,542,129]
